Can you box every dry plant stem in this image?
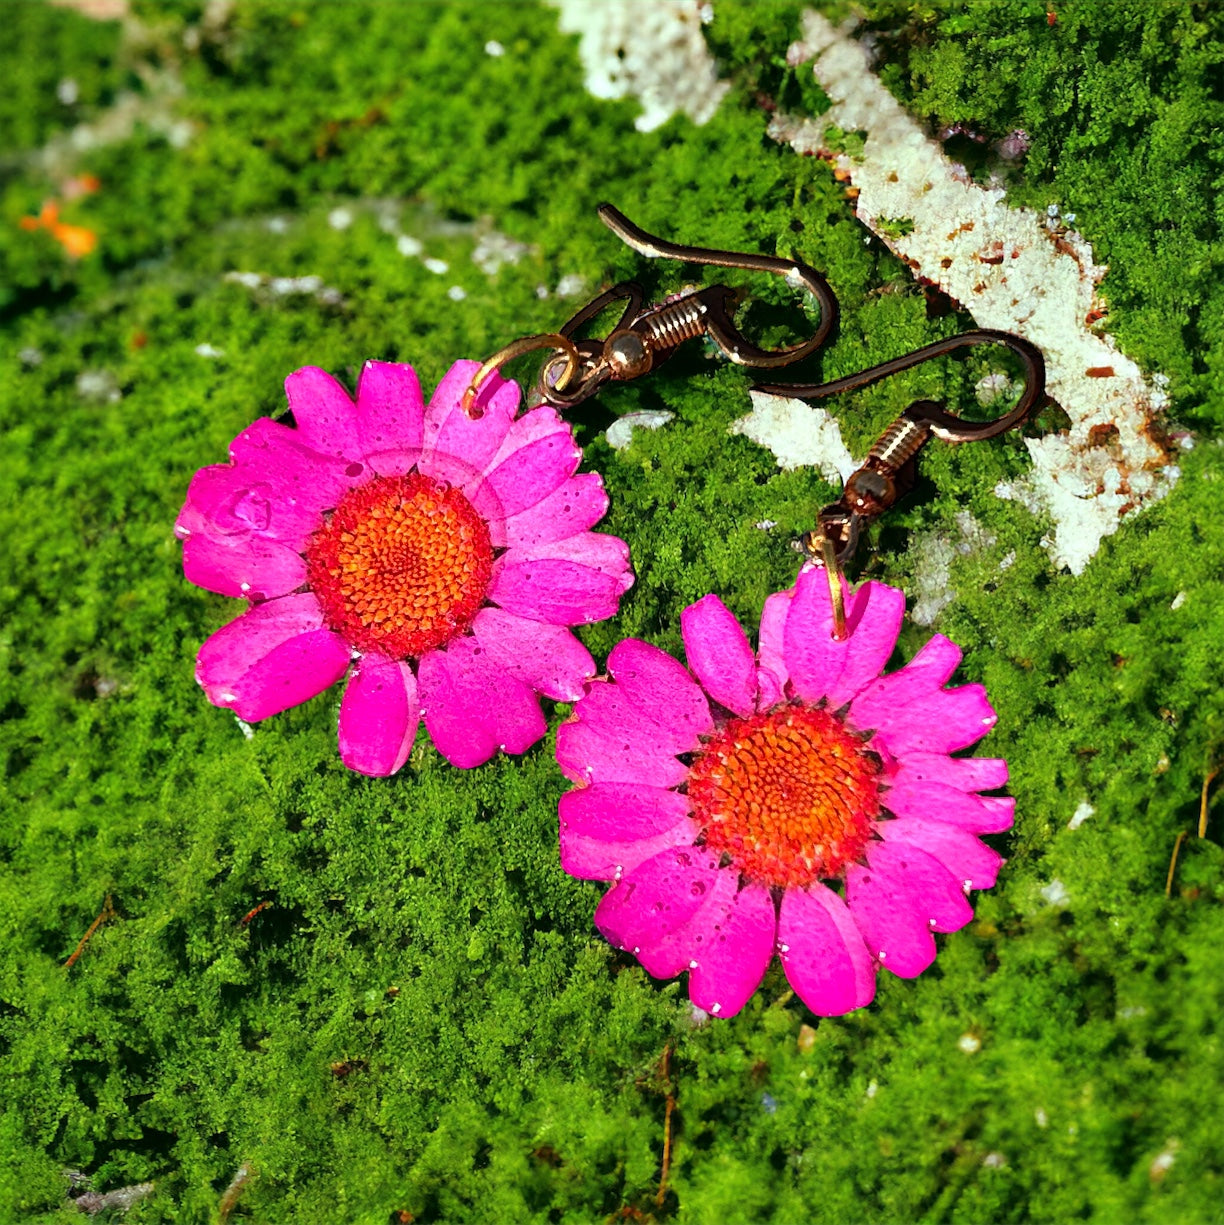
[655,1043,675,1208]
[64,895,115,969]
[239,901,270,926]
[1199,767,1219,839]
[1165,831,1188,899]
[218,1163,253,1223]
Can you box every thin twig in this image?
[655,1043,675,1208]
[64,895,115,968]
[218,1163,253,1224]
[1165,831,1187,898]
[1199,766,1220,839]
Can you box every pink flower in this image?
[177,360,633,775]
[556,570,1011,1019]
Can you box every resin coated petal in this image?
[681,594,758,717]
[555,712,689,789]
[422,360,519,479]
[878,816,1003,891]
[845,856,936,979]
[469,607,595,702]
[229,416,362,509]
[608,639,713,748]
[884,779,1015,833]
[559,783,696,881]
[284,366,362,462]
[479,428,582,519]
[180,524,307,602]
[778,883,877,1016]
[502,473,609,549]
[574,683,701,760]
[785,569,906,708]
[865,839,973,933]
[594,846,723,968]
[338,655,419,777]
[489,534,633,625]
[195,593,351,722]
[890,752,1009,794]
[355,360,425,476]
[687,881,776,1019]
[756,588,791,694]
[417,639,546,769]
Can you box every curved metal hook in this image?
[754,328,1047,441]
[597,204,839,368]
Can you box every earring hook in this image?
[769,330,1048,569]
[462,204,839,412]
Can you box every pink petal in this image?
[195,593,351,722]
[686,882,776,1019]
[607,639,712,748]
[355,360,425,476]
[502,473,610,549]
[284,366,361,462]
[680,595,758,717]
[777,883,877,1016]
[228,416,362,508]
[559,783,696,881]
[417,638,546,769]
[180,522,307,601]
[421,360,519,482]
[572,682,699,759]
[889,752,1009,793]
[477,423,581,520]
[863,839,974,932]
[593,845,723,967]
[555,704,689,789]
[338,655,419,777]
[757,589,791,694]
[489,533,633,625]
[877,817,1003,891]
[844,856,936,979]
[852,682,998,758]
[469,607,595,702]
[883,779,1015,833]
[784,569,906,708]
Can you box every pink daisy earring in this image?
[555,329,1048,1020]
[176,359,632,775]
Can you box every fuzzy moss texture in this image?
[2,1,1222,1222]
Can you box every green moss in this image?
[2,1,1223,1222]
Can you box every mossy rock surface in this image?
[2,2,1222,1222]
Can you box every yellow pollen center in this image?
[687,705,880,889]
[305,473,493,659]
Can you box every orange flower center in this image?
[305,474,493,659]
[687,705,880,889]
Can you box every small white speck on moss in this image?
[1035,1108,1049,1128]
[1068,800,1094,830]
[865,1079,879,1098]
[396,234,423,257]
[982,1152,1006,1169]
[194,342,224,358]
[606,410,674,451]
[729,390,856,480]
[484,39,505,57]
[328,207,353,230]
[1171,591,1187,610]
[423,257,449,275]
[235,718,255,741]
[447,286,467,302]
[1041,879,1070,907]
[958,1033,982,1055]
[555,273,587,299]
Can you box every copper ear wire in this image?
[461,204,839,416]
[762,330,1048,570]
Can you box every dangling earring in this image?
[176,206,839,777]
[553,310,1047,1020]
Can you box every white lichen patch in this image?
[1068,799,1095,830]
[1040,878,1070,907]
[550,0,728,132]
[909,511,997,626]
[606,410,675,451]
[223,270,345,307]
[773,11,1177,575]
[729,390,857,481]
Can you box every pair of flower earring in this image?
[176,206,1046,1020]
